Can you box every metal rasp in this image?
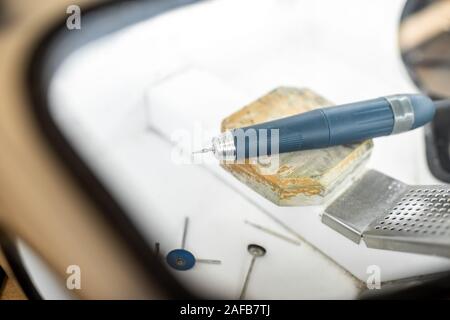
[322,170,450,258]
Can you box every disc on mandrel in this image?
[220,87,373,206]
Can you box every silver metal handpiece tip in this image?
[192,147,214,155]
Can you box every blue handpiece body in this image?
[231,94,435,159]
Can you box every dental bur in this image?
[194,94,437,160]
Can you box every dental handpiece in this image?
[194,94,437,161]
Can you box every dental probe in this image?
[193,94,437,160]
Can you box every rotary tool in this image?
[194,94,442,161]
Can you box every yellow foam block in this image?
[221,87,373,206]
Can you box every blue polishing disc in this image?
[166,249,196,271]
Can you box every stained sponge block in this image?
[221,87,374,206]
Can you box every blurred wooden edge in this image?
[0,279,27,300]
[0,248,27,299]
[0,0,165,299]
[399,0,450,51]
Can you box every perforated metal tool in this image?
[322,170,450,258]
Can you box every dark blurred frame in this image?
[400,0,450,183]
